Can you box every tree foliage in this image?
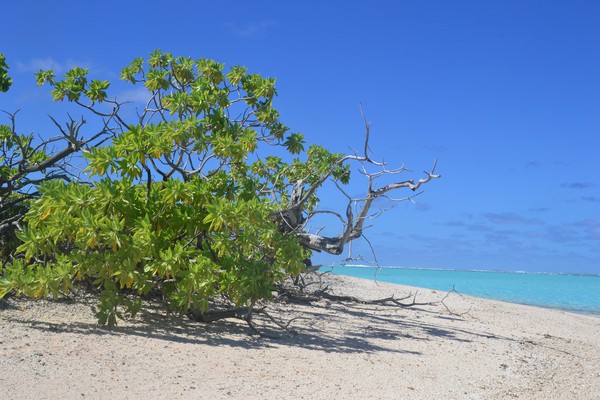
[0,54,110,263]
[0,54,12,92]
[0,50,440,326]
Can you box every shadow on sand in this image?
[2,293,517,355]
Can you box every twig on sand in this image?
[187,274,472,338]
[439,286,473,317]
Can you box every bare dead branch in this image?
[439,286,474,317]
[296,154,440,255]
[267,105,440,257]
[359,103,385,167]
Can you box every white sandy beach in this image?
[1,274,599,400]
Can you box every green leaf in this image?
[35,70,55,86]
[120,57,144,83]
[144,69,170,91]
[148,49,172,68]
[0,53,13,92]
[226,65,247,85]
[284,132,305,154]
[87,79,110,102]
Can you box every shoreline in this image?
[2,274,600,399]
[507,303,600,319]
[328,264,600,277]
[324,266,600,316]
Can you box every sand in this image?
[1,274,599,400]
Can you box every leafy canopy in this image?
[0,54,12,92]
[0,50,351,325]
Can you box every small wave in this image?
[323,265,600,314]
[328,264,600,277]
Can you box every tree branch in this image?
[298,158,440,255]
[271,108,441,256]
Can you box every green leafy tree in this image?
[0,54,113,263]
[0,50,439,326]
[0,54,12,92]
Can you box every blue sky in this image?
[1,1,599,274]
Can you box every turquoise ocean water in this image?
[322,266,600,316]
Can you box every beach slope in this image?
[1,274,599,399]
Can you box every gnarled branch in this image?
[273,108,441,256]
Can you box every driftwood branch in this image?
[275,107,441,256]
[276,284,437,308]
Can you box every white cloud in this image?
[15,58,91,74]
[16,57,63,72]
[225,20,279,37]
[483,212,544,226]
[561,182,594,190]
[115,86,150,104]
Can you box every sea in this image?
[321,266,600,316]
